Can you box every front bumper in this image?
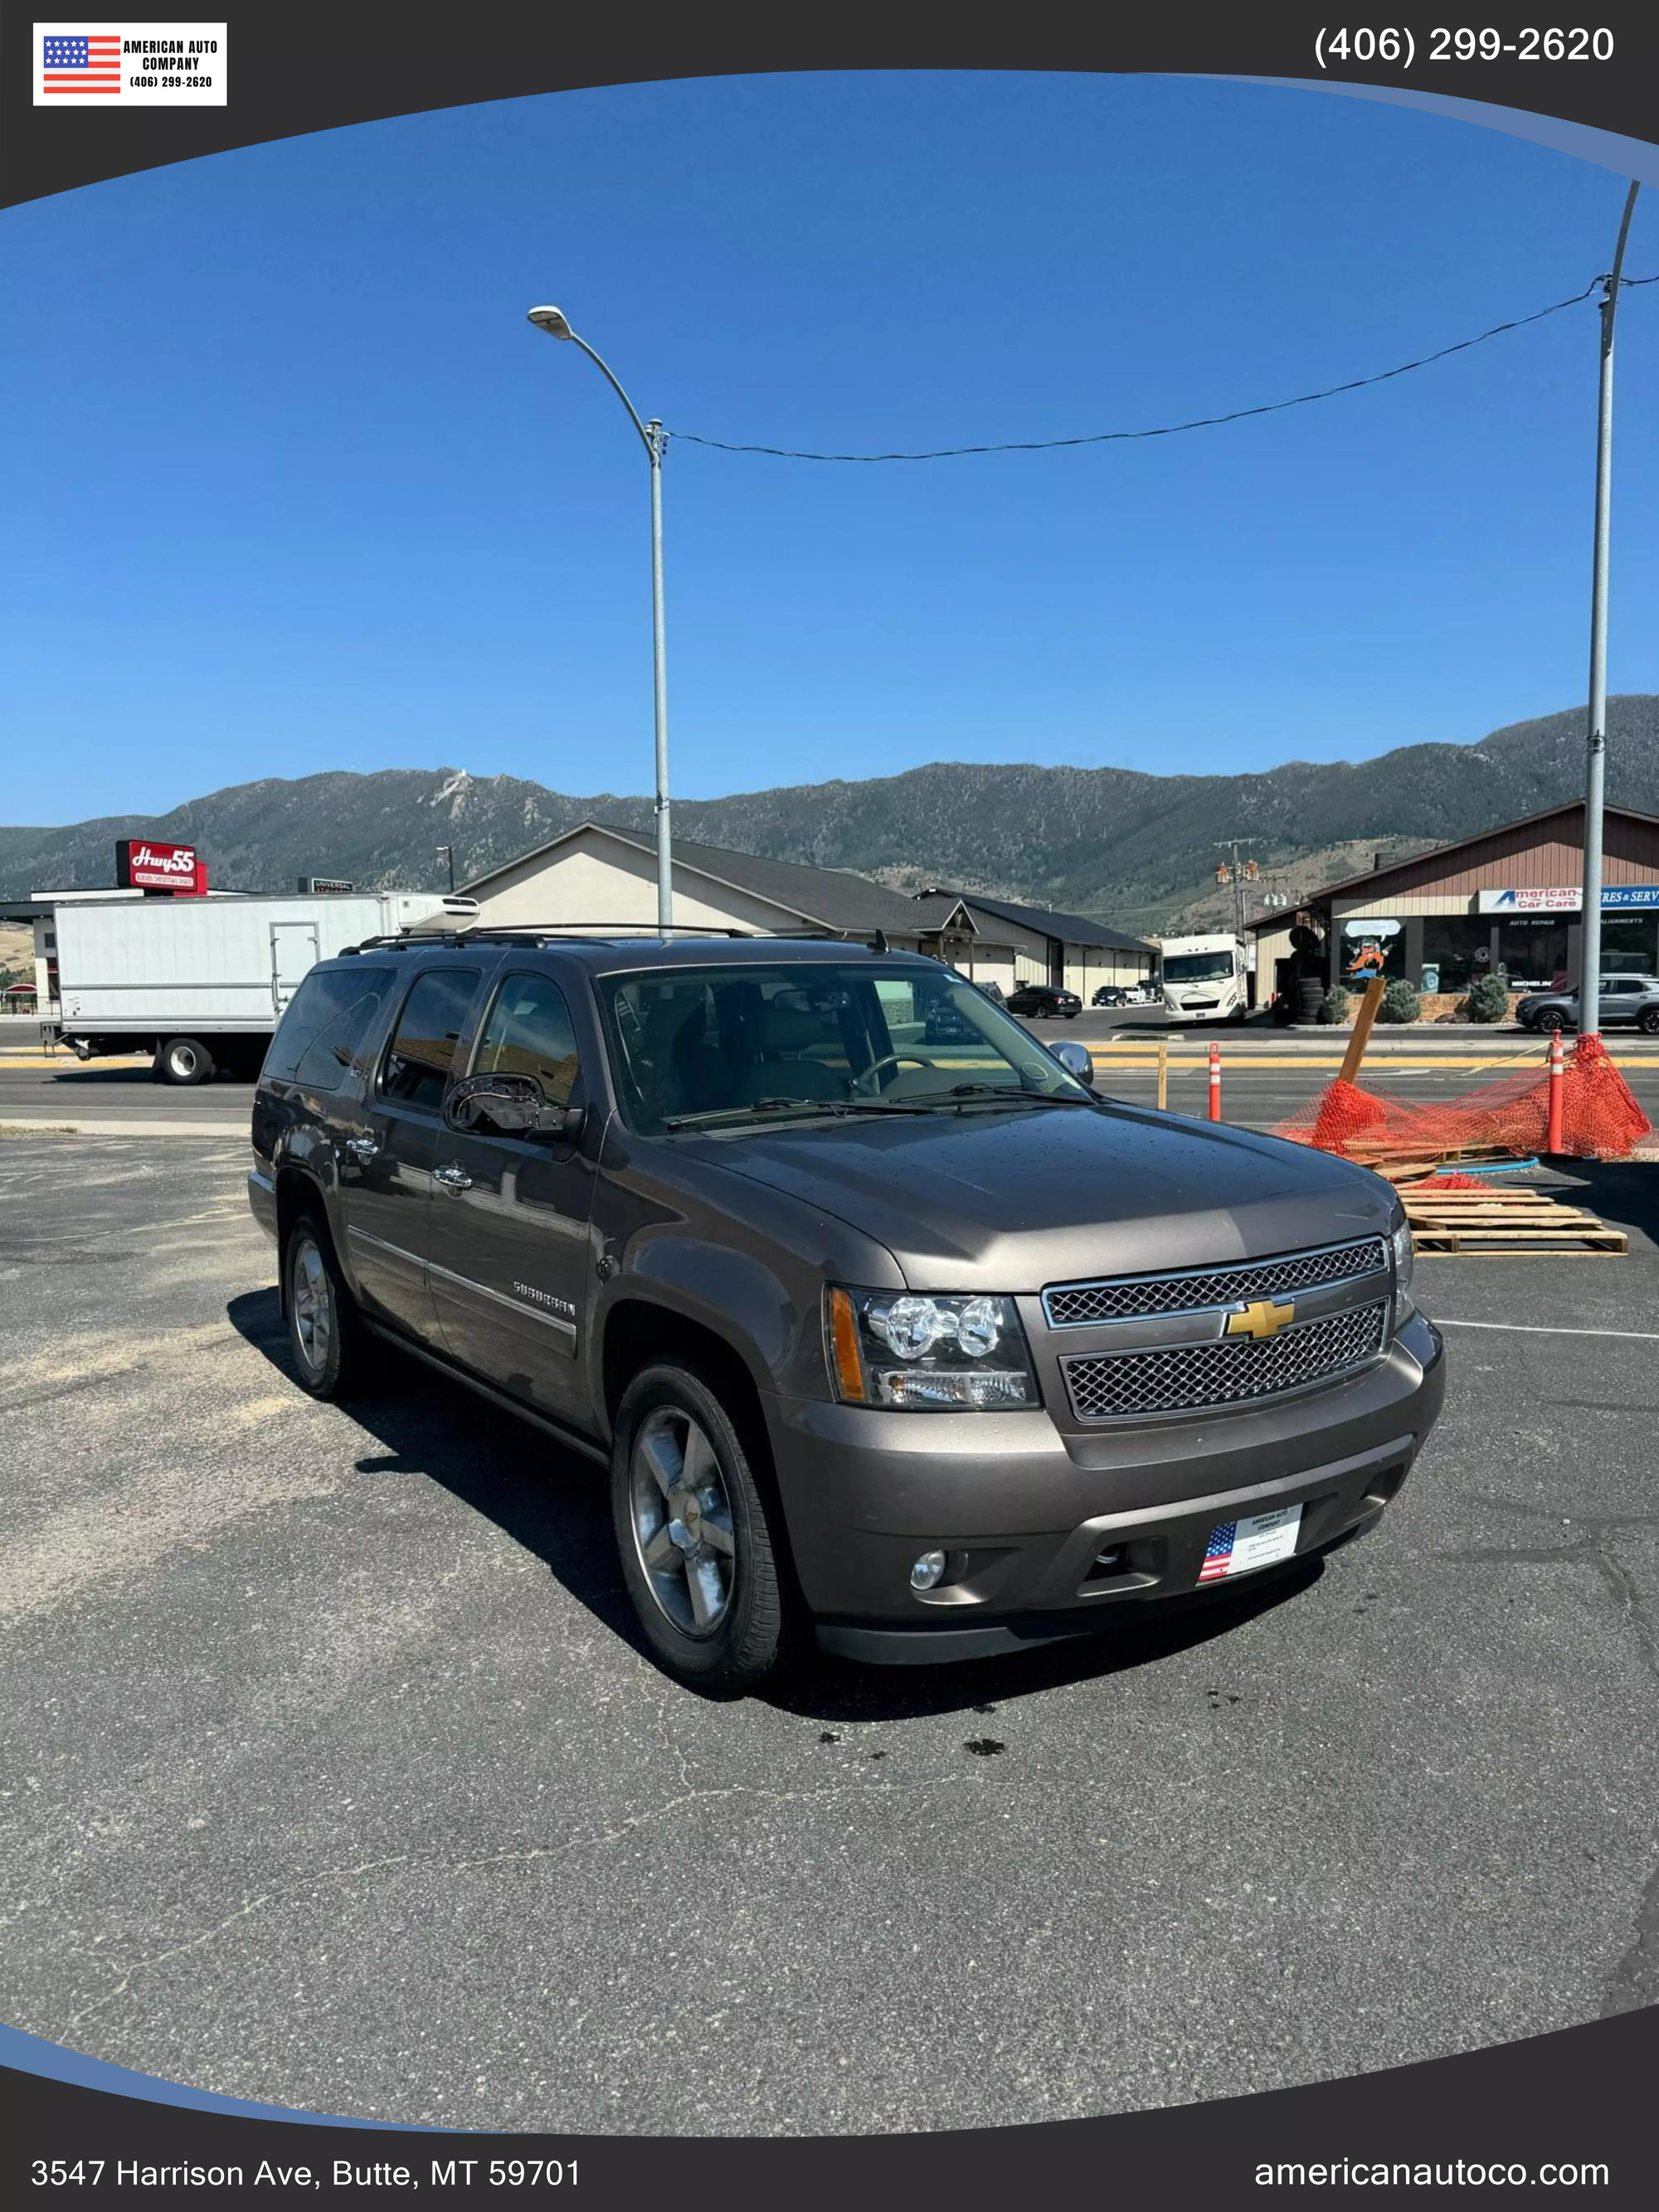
[762,1312,1444,1662]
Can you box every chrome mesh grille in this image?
[1063,1301,1389,1422]
[1044,1237,1388,1327]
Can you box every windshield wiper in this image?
[897,1084,1096,1110]
[661,1095,934,1130]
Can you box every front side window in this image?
[471,971,582,1108]
[600,961,1090,1135]
[265,965,394,1091]
[379,967,485,1112]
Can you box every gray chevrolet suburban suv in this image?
[248,931,1444,1687]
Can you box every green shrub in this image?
[1318,985,1352,1026]
[1377,978,1421,1025]
[1464,971,1510,1024]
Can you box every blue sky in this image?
[2,71,1657,825]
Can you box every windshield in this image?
[1163,951,1236,984]
[600,961,1093,1134]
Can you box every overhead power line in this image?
[671,273,1659,462]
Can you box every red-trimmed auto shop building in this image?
[1249,802,1659,1016]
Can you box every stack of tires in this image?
[1292,977,1326,1026]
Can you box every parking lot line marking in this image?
[1435,1318,1659,1340]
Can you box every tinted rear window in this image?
[380,967,486,1112]
[265,965,394,1091]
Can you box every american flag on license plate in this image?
[41,32,123,92]
[1199,1521,1237,1582]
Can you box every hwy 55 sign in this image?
[115,838,207,893]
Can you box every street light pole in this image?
[1578,181,1640,1041]
[527,307,673,934]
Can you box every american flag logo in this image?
[1199,1521,1238,1582]
[41,32,123,94]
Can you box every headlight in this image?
[826,1287,1039,1411]
[1391,1219,1416,1330]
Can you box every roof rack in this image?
[338,922,907,956]
[468,921,760,937]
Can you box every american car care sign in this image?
[1477,887,1659,913]
[34,22,227,105]
[115,839,207,893]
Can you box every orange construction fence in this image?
[1271,1033,1651,1164]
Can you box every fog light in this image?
[909,1549,947,1592]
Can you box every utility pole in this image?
[1213,839,1260,943]
[1579,180,1641,1040]
[435,845,456,894]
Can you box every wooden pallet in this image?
[1351,1143,1522,1184]
[1400,1185,1627,1255]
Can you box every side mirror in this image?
[445,1072,584,1141]
[1051,1039,1096,1090]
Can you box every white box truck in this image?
[50,892,475,1083]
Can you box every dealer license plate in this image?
[1198,1504,1301,1583]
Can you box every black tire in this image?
[1536,1008,1569,1033]
[1638,1008,1659,1036]
[156,1035,215,1086]
[282,1208,371,1402]
[611,1359,788,1690]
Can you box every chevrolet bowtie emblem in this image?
[1224,1298,1296,1340]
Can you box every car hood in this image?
[693,1102,1394,1291]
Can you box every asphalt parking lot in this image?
[1,1132,1657,2134]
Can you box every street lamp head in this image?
[527,304,575,341]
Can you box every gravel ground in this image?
[0,1133,1655,2133]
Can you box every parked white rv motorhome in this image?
[1158,933,1249,1023]
[48,891,474,1083]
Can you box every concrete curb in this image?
[0,1119,247,1138]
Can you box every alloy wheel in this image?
[629,1407,737,1636]
[290,1233,334,1381]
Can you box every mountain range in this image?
[4,696,1657,934]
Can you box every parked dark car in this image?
[1092,985,1132,1009]
[1007,981,1082,1019]
[922,973,1008,1043]
[249,931,1443,1690]
[1515,975,1659,1034]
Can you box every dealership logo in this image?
[34,22,227,105]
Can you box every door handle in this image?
[343,1135,379,1162]
[432,1162,473,1190]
